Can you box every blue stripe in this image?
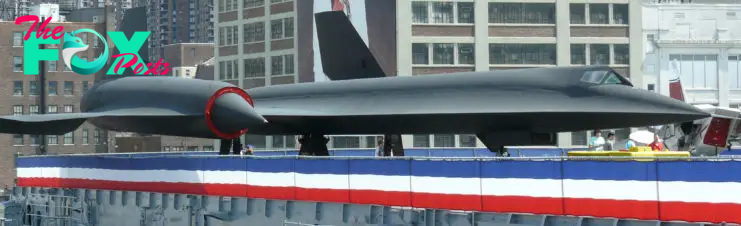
[203,157,247,171]
[657,161,741,182]
[350,159,409,176]
[247,158,294,173]
[562,161,657,181]
[18,156,250,171]
[293,159,348,175]
[411,160,480,178]
[481,160,561,179]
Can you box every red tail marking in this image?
[332,0,344,11]
[669,79,685,102]
[704,117,731,147]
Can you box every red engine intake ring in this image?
[205,87,254,140]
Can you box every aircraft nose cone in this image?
[596,85,710,123]
[209,93,267,134]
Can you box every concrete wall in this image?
[643,2,741,107]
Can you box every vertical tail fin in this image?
[668,60,687,102]
[314,11,386,81]
[669,78,686,102]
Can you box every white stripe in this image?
[18,167,741,204]
[563,179,657,201]
[17,168,41,178]
[349,175,411,192]
[295,173,348,190]
[658,181,741,203]
[248,172,295,187]
[411,176,481,195]
[481,178,562,198]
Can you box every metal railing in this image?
[15,152,741,162]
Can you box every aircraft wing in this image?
[0,107,194,135]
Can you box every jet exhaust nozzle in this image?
[206,87,266,139]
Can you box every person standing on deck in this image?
[589,130,605,151]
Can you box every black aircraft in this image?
[0,12,709,156]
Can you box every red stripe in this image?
[412,193,482,211]
[564,198,659,220]
[16,178,741,224]
[350,190,411,206]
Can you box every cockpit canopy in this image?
[580,69,633,87]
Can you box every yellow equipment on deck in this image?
[567,146,690,161]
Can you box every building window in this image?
[82,81,89,92]
[48,81,58,96]
[13,32,22,46]
[13,134,23,146]
[29,81,39,95]
[13,56,22,72]
[232,25,238,45]
[47,105,58,114]
[244,57,266,78]
[488,3,555,24]
[82,128,89,144]
[219,27,225,46]
[226,26,233,45]
[431,2,454,23]
[30,135,40,145]
[271,19,283,39]
[413,135,430,147]
[670,54,718,89]
[589,4,609,24]
[457,2,474,23]
[63,105,74,113]
[284,54,294,74]
[572,131,588,146]
[271,56,283,75]
[412,2,474,24]
[412,2,428,23]
[47,135,58,145]
[243,21,265,43]
[29,105,39,115]
[458,43,475,65]
[219,60,239,80]
[571,44,586,65]
[613,4,629,24]
[94,128,100,144]
[489,44,557,65]
[12,105,23,116]
[244,0,264,8]
[48,61,57,72]
[284,18,294,38]
[63,81,74,95]
[81,33,88,44]
[614,44,629,65]
[433,43,454,64]
[589,44,610,65]
[570,4,585,24]
[331,136,361,149]
[433,134,455,147]
[459,134,477,148]
[13,81,23,96]
[64,132,74,145]
[414,43,475,65]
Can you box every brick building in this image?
[0,20,113,186]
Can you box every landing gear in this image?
[298,134,330,156]
[218,138,243,155]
